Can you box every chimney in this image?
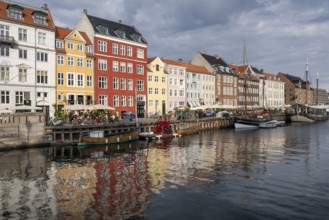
[83,9,88,15]
[43,3,48,10]
[118,20,122,23]
[177,58,183,62]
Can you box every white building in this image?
[0,1,56,116]
[160,58,186,112]
[263,73,285,108]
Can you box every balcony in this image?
[0,35,16,47]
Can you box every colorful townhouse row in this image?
[0,1,327,118]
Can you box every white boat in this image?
[259,120,278,128]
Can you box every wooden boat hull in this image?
[78,130,140,146]
[176,125,200,135]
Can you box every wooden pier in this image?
[46,117,234,144]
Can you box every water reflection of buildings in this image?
[91,146,150,219]
[0,148,55,219]
[53,162,97,219]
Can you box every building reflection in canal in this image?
[0,124,318,219]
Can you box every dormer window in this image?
[56,40,64,49]
[86,46,92,54]
[115,29,125,38]
[8,5,23,20]
[96,25,108,34]
[131,33,141,42]
[33,11,47,25]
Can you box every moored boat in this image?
[176,125,200,135]
[140,115,180,139]
[78,129,139,146]
[259,120,278,128]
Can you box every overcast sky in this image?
[19,0,329,90]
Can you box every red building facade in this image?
[76,10,147,118]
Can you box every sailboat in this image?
[290,64,329,122]
[234,41,270,129]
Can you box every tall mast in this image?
[316,70,319,105]
[305,58,309,104]
[243,41,248,112]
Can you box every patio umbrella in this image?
[90,104,115,110]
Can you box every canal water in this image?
[0,121,328,220]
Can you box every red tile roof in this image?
[55,26,92,45]
[160,58,211,74]
[0,1,55,30]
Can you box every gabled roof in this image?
[0,1,55,30]
[55,26,92,45]
[87,14,147,44]
[160,58,186,68]
[200,53,229,67]
[279,72,308,89]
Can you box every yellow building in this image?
[55,27,94,111]
[147,57,168,116]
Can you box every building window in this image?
[8,7,23,20]
[127,63,133,73]
[77,74,84,87]
[127,46,132,56]
[149,100,153,108]
[34,13,47,25]
[156,64,160,71]
[98,40,107,52]
[98,59,107,70]
[112,61,119,72]
[77,58,83,67]
[57,55,64,65]
[36,70,48,84]
[113,95,119,107]
[0,46,9,57]
[113,77,119,90]
[18,68,27,82]
[121,96,126,106]
[99,95,107,106]
[38,32,46,45]
[15,91,30,105]
[37,52,48,62]
[162,77,165,83]
[68,57,74,66]
[0,91,9,104]
[120,78,126,90]
[137,65,144,74]
[86,46,92,53]
[67,42,73,49]
[87,76,92,87]
[128,79,133,90]
[57,72,64,85]
[162,88,166,95]
[148,75,152,82]
[77,44,83,51]
[137,80,144,91]
[112,43,118,54]
[120,62,126,72]
[56,40,63,48]
[19,49,27,59]
[86,59,92,68]
[155,88,159,94]
[99,76,107,89]
[67,73,74,86]
[128,96,133,107]
[18,28,27,41]
[120,45,125,55]
[148,88,153,94]
[0,66,9,82]
[137,48,144,58]
[154,76,159,82]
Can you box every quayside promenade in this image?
[0,113,234,150]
